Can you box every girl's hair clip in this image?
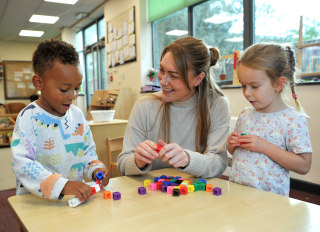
[292,93,298,100]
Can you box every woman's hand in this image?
[158,140,190,168]
[134,140,159,168]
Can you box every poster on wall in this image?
[3,61,37,99]
[106,6,136,67]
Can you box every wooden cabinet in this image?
[0,113,17,147]
[89,119,128,169]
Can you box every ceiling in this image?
[0,0,107,43]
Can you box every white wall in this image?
[223,85,320,185]
[104,0,152,104]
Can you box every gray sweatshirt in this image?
[117,93,231,178]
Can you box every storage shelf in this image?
[300,72,320,77]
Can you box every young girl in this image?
[227,43,312,196]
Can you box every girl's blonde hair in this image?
[151,36,223,153]
[237,43,306,114]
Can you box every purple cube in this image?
[138,187,146,195]
[161,185,168,193]
[113,191,121,200]
[213,187,222,196]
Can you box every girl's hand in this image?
[93,168,110,187]
[62,181,92,202]
[158,140,190,168]
[228,132,241,148]
[134,140,159,168]
[238,134,267,153]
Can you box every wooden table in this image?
[8,168,320,232]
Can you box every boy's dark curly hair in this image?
[32,39,79,76]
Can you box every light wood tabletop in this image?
[8,168,320,232]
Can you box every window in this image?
[152,8,188,79]
[193,0,243,57]
[254,0,320,81]
[84,23,98,47]
[76,16,106,107]
[152,0,320,85]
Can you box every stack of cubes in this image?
[138,175,221,197]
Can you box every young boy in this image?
[11,39,109,203]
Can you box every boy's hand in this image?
[93,168,110,187]
[61,181,92,202]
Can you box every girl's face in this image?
[158,52,201,102]
[237,64,286,113]
[34,62,83,117]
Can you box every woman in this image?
[117,36,230,178]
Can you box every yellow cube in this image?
[144,179,152,187]
[187,185,195,193]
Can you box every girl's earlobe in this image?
[276,76,286,92]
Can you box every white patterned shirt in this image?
[230,107,312,196]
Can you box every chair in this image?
[105,137,123,178]
[5,103,26,114]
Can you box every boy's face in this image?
[33,61,83,117]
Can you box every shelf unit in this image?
[86,90,119,121]
[0,113,17,147]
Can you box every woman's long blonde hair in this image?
[152,36,223,153]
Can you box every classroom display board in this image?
[3,61,37,99]
[106,6,136,67]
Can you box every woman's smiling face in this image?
[158,52,199,102]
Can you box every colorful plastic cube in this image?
[103,191,112,199]
[199,183,206,191]
[138,187,146,195]
[167,186,174,194]
[148,183,157,191]
[96,171,104,181]
[187,185,195,193]
[160,175,167,179]
[213,187,222,196]
[199,179,207,183]
[180,186,188,195]
[173,188,180,196]
[91,187,96,195]
[161,185,168,193]
[206,184,213,192]
[113,192,121,200]
[175,179,183,185]
[144,179,152,187]
[184,179,192,185]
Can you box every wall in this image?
[223,85,320,185]
[104,0,152,110]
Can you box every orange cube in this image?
[206,184,213,192]
[103,191,112,199]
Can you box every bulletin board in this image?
[106,6,136,67]
[3,61,37,99]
